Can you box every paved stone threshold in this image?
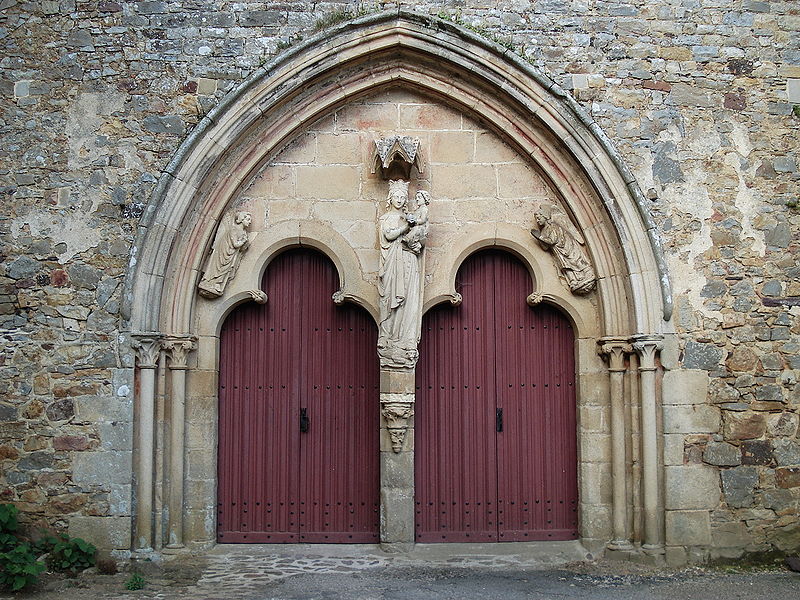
[179,541,590,594]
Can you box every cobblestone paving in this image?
[4,545,797,600]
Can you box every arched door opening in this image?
[217,249,380,543]
[415,250,578,542]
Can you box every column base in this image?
[162,544,186,554]
[606,540,634,551]
[381,542,414,554]
[642,543,665,555]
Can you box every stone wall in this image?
[1,1,798,559]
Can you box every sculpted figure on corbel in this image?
[198,210,253,299]
[377,181,429,369]
[381,394,414,453]
[530,202,596,295]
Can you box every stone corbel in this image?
[332,289,354,305]
[381,395,414,453]
[247,289,268,304]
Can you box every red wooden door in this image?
[415,250,578,542]
[217,249,380,543]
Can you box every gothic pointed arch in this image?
[124,9,670,341]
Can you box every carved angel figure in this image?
[378,180,428,369]
[531,203,596,295]
[198,211,252,298]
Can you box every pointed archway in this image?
[124,10,672,556]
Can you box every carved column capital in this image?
[631,335,663,372]
[161,336,198,370]
[597,337,632,372]
[381,394,414,453]
[131,333,162,369]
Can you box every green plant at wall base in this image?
[793,105,800,118]
[47,536,96,574]
[0,543,45,591]
[125,572,146,590]
[30,532,58,557]
[0,504,19,551]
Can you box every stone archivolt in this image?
[125,11,672,557]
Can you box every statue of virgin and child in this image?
[378,180,430,369]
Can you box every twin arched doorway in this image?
[217,248,578,544]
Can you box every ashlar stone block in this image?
[662,370,709,405]
[665,465,720,510]
[431,164,495,198]
[665,509,712,546]
[430,131,474,164]
[295,165,360,200]
[73,451,132,486]
[663,404,720,434]
[69,516,131,551]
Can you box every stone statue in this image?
[402,190,430,254]
[378,180,428,369]
[198,210,252,298]
[531,202,596,295]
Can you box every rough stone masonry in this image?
[0,0,798,564]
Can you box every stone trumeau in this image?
[0,2,798,565]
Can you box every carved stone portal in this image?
[381,398,414,453]
[198,210,253,298]
[531,202,596,295]
[377,180,429,369]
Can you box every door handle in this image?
[496,408,503,432]
[300,408,309,433]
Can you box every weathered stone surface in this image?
[762,489,796,512]
[666,510,712,546]
[662,370,708,405]
[664,405,720,434]
[53,435,90,451]
[665,466,720,510]
[711,522,750,548]
[721,466,759,507]
[741,440,772,465]
[773,439,800,466]
[704,442,741,467]
[723,412,766,441]
[683,342,724,370]
[776,467,800,489]
[726,347,759,372]
[68,516,131,551]
[0,1,797,557]
[767,522,800,552]
[45,398,75,421]
[72,451,132,486]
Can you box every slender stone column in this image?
[161,336,197,550]
[632,335,663,553]
[131,334,161,551]
[598,338,633,551]
[379,370,416,551]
